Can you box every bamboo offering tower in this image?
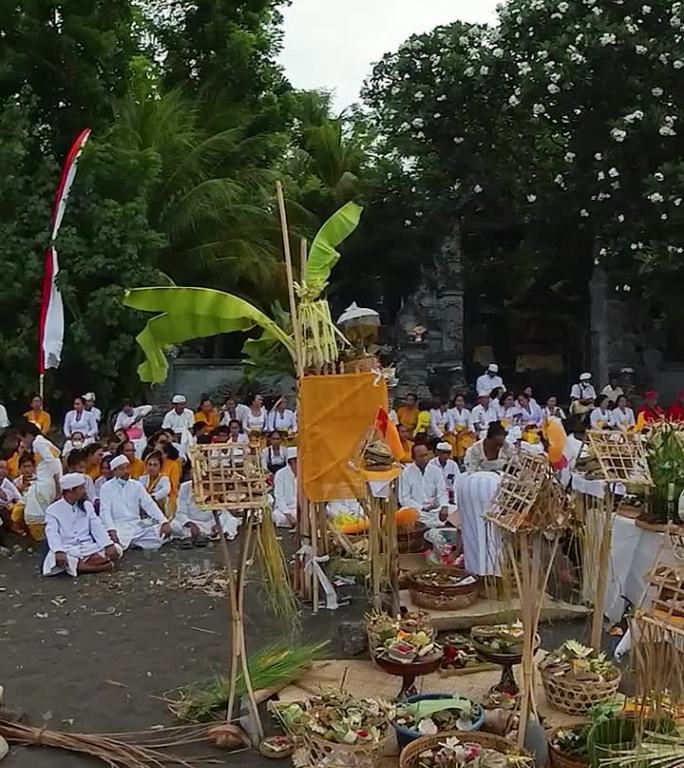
[632,527,684,714]
[583,431,652,649]
[274,182,400,615]
[485,452,574,748]
[188,443,273,741]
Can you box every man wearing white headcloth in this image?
[470,392,499,436]
[82,392,102,426]
[429,442,462,506]
[162,395,194,440]
[43,473,122,577]
[476,364,505,397]
[114,399,153,457]
[100,455,172,550]
[569,372,597,420]
[272,447,298,527]
[399,444,451,528]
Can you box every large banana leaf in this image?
[306,202,363,291]
[123,287,295,383]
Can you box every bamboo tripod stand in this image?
[189,444,270,742]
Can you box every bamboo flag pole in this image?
[591,490,614,650]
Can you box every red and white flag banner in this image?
[39,128,91,374]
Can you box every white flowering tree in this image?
[496,0,684,321]
[363,0,684,344]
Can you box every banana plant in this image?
[123,201,363,383]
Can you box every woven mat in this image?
[279,654,586,765]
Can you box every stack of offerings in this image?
[363,439,393,470]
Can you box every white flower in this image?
[675,60,684,69]
[550,72,561,83]
[660,125,677,136]
[642,4,651,12]
[564,152,576,162]
[592,6,602,14]
[399,122,410,132]
[412,118,424,128]
[464,66,474,77]
[652,86,664,96]
[597,171,605,180]
[509,95,520,106]
[414,92,425,101]
[611,127,627,142]
[648,192,664,203]
[675,198,682,206]
[474,184,483,193]
[580,208,589,217]
[453,136,464,144]
[434,113,442,118]
[654,172,665,181]
[599,247,608,256]
[623,285,632,292]
[518,62,532,75]
[459,36,469,45]
[630,243,638,250]
[662,213,669,220]
[624,110,644,124]
[480,65,490,75]
[415,211,424,217]
[493,47,504,58]
[533,103,546,116]
[635,45,648,54]
[618,214,625,222]
[600,33,616,45]
[548,83,560,94]
[609,167,619,177]
[404,219,412,226]
[527,194,537,202]
[555,174,565,184]
[437,94,447,102]
[595,152,603,160]
[415,131,425,139]
[558,1,569,11]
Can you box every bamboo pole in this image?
[591,490,614,650]
[518,533,533,749]
[276,181,303,379]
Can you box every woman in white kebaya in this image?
[610,394,635,431]
[590,395,612,430]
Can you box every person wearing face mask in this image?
[62,430,87,463]
[63,396,98,440]
[99,455,172,551]
[43,473,121,577]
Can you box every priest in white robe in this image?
[429,442,462,506]
[100,455,172,551]
[172,480,239,542]
[475,364,505,397]
[43,473,122,577]
[399,444,450,528]
[470,392,500,436]
[161,395,195,440]
[272,447,298,527]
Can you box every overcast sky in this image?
[279,0,499,110]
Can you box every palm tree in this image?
[112,89,286,304]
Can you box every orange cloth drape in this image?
[299,373,389,502]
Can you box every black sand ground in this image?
[0,542,591,767]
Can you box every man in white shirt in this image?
[399,444,450,528]
[100,455,172,550]
[114,401,153,457]
[272,447,297,527]
[173,480,239,543]
[0,402,9,429]
[601,374,624,406]
[0,458,20,533]
[570,372,597,419]
[82,392,102,425]
[43,473,121,577]
[161,395,195,440]
[429,442,461,505]
[475,364,505,397]
[470,392,499,435]
[266,397,298,434]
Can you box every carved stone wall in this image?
[395,221,466,400]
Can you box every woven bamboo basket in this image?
[399,730,524,768]
[540,666,621,715]
[398,523,428,553]
[406,569,480,611]
[548,727,591,768]
[299,729,388,768]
